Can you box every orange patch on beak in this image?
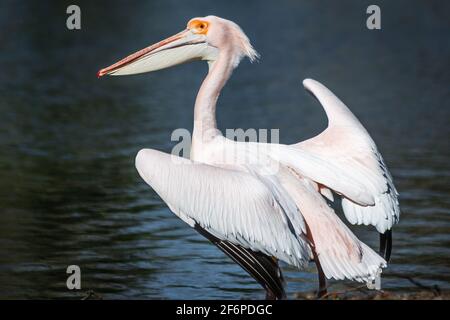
[188,19,209,35]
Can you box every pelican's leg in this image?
[305,223,327,298]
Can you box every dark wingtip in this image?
[194,223,286,300]
[379,230,392,262]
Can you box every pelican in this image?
[98,15,400,299]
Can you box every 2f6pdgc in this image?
[220,304,272,315]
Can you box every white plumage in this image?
[98,15,400,299]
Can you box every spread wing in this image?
[289,79,400,233]
[172,138,387,283]
[135,148,311,269]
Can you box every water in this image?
[0,0,448,299]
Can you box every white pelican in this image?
[98,15,400,299]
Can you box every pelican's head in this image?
[97,16,258,77]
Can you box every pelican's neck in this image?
[191,50,234,158]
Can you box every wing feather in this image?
[135,148,311,268]
[288,79,400,232]
[277,168,386,283]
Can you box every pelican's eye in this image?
[188,20,209,35]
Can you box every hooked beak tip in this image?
[97,69,105,78]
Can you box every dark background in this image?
[0,0,448,299]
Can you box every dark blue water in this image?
[0,0,448,299]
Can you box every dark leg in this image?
[305,223,327,298]
[311,248,327,298]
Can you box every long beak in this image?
[97,29,216,78]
